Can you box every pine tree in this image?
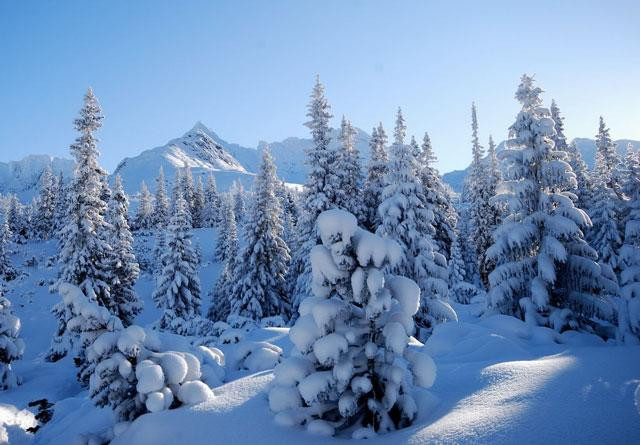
[228,149,291,320]
[208,197,239,322]
[154,167,170,229]
[203,173,220,227]
[619,150,640,342]
[214,195,233,263]
[53,171,68,235]
[231,181,246,224]
[290,76,340,312]
[134,181,154,232]
[153,196,201,333]
[192,175,205,228]
[550,99,569,153]
[6,194,26,243]
[270,209,436,436]
[594,116,622,196]
[566,141,592,210]
[35,166,57,240]
[488,75,616,332]
[48,88,114,362]
[417,132,457,260]
[153,229,167,276]
[107,175,142,326]
[466,103,496,289]
[362,123,388,232]
[180,165,196,223]
[0,288,24,390]
[0,220,17,282]
[378,108,452,337]
[334,116,366,223]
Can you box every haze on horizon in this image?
[0,0,639,173]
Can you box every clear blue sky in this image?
[1,0,639,173]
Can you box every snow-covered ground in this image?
[1,230,639,444]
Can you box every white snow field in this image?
[1,230,639,444]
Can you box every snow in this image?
[157,352,188,385]
[136,362,165,394]
[306,419,334,436]
[177,381,213,406]
[1,229,639,444]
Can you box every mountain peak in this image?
[186,121,213,137]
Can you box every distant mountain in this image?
[441,138,640,193]
[0,155,74,201]
[112,122,254,195]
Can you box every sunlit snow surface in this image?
[1,230,639,444]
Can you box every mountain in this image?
[0,154,74,201]
[441,138,640,193]
[113,122,372,195]
[112,123,255,195]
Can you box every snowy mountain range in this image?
[2,123,638,199]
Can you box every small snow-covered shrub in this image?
[231,341,282,372]
[450,282,484,305]
[0,291,25,389]
[89,325,220,422]
[270,210,437,437]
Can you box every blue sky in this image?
[1,0,639,173]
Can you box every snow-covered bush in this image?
[270,209,437,437]
[89,324,222,422]
[0,219,17,282]
[0,290,24,389]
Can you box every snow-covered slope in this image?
[0,155,74,201]
[442,138,640,193]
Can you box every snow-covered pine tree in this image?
[550,100,568,153]
[465,103,495,289]
[180,165,196,222]
[0,220,17,282]
[153,196,201,333]
[334,116,366,223]
[362,123,388,232]
[192,175,206,228]
[290,76,340,313]
[134,181,154,232]
[35,166,57,240]
[154,166,170,229]
[203,173,220,228]
[270,209,437,437]
[214,194,233,263]
[153,229,167,276]
[417,132,457,260]
[0,288,24,390]
[378,108,453,337]
[6,194,26,243]
[228,148,291,320]
[618,149,640,342]
[594,116,622,197]
[208,197,239,322]
[53,171,68,235]
[231,181,246,224]
[566,141,592,210]
[488,75,616,332]
[107,175,142,326]
[589,149,623,272]
[48,88,114,362]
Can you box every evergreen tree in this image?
[594,116,622,196]
[488,75,616,332]
[231,181,246,224]
[334,116,366,223]
[35,166,57,240]
[154,167,170,229]
[214,195,233,262]
[134,181,154,231]
[153,196,201,333]
[203,173,220,227]
[6,195,26,243]
[107,175,142,326]
[0,288,24,390]
[180,165,196,223]
[270,209,436,436]
[550,99,568,153]
[48,88,114,362]
[619,150,640,342]
[228,149,291,320]
[192,175,205,228]
[0,220,17,282]
[466,103,496,288]
[378,108,452,337]
[417,132,457,260]
[53,171,68,235]
[290,76,340,312]
[362,123,388,232]
[153,229,167,276]
[208,197,239,322]
[566,141,592,210]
